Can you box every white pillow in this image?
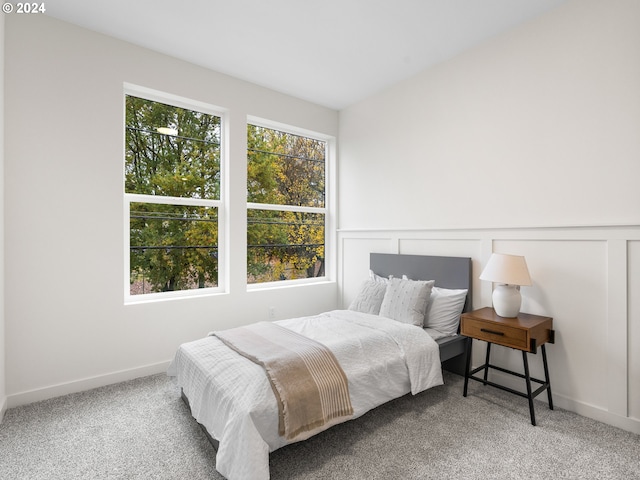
[424,287,468,336]
[379,277,435,327]
[370,269,392,284]
[348,279,387,315]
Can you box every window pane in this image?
[130,203,218,294]
[125,95,221,199]
[247,125,325,208]
[247,209,324,284]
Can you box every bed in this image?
[369,253,471,373]
[168,253,472,480]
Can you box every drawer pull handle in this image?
[480,328,505,336]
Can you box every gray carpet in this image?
[1,372,638,479]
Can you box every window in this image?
[124,90,223,300]
[247,122,328,284]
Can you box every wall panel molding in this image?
[607,240,628,417]
[628,241,640,422]
[338,224,640,434]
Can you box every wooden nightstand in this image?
[461,307,554,426]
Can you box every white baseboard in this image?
[553,393,640,435]
[476,368,640,435]
[7,360,172,409]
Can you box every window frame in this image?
[123,84,227,304]
[246,116,335,290]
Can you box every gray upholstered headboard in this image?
[369,253,472,313]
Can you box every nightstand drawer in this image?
[461,318,528,350]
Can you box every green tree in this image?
[126,96,220,294]
[126,99,326,293]
[247,125,326,283]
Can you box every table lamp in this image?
[480,253,532,317]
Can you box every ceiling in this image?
[45,0,567,110]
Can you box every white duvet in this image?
[167,310,443,480]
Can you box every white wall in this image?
[0,14,6,421]
[338,0,640,434]
[339,0,640,230]
[4,15,339,405]
[339,228,640,434]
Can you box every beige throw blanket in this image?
[214,322,353,440]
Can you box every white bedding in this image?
[167,309,443,480]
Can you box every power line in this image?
[126,126,221,146]
[247,147,324,164]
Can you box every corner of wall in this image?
[0,11,7,423]
[0,397,7,424]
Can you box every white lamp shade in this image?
[479,253,532,286]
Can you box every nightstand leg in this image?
[483,343,492,385]
[541,344,553,410]
[463,337,472,397]
[522,351,536,426]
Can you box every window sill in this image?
[124,287,227,305]
[247,278,335,292]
